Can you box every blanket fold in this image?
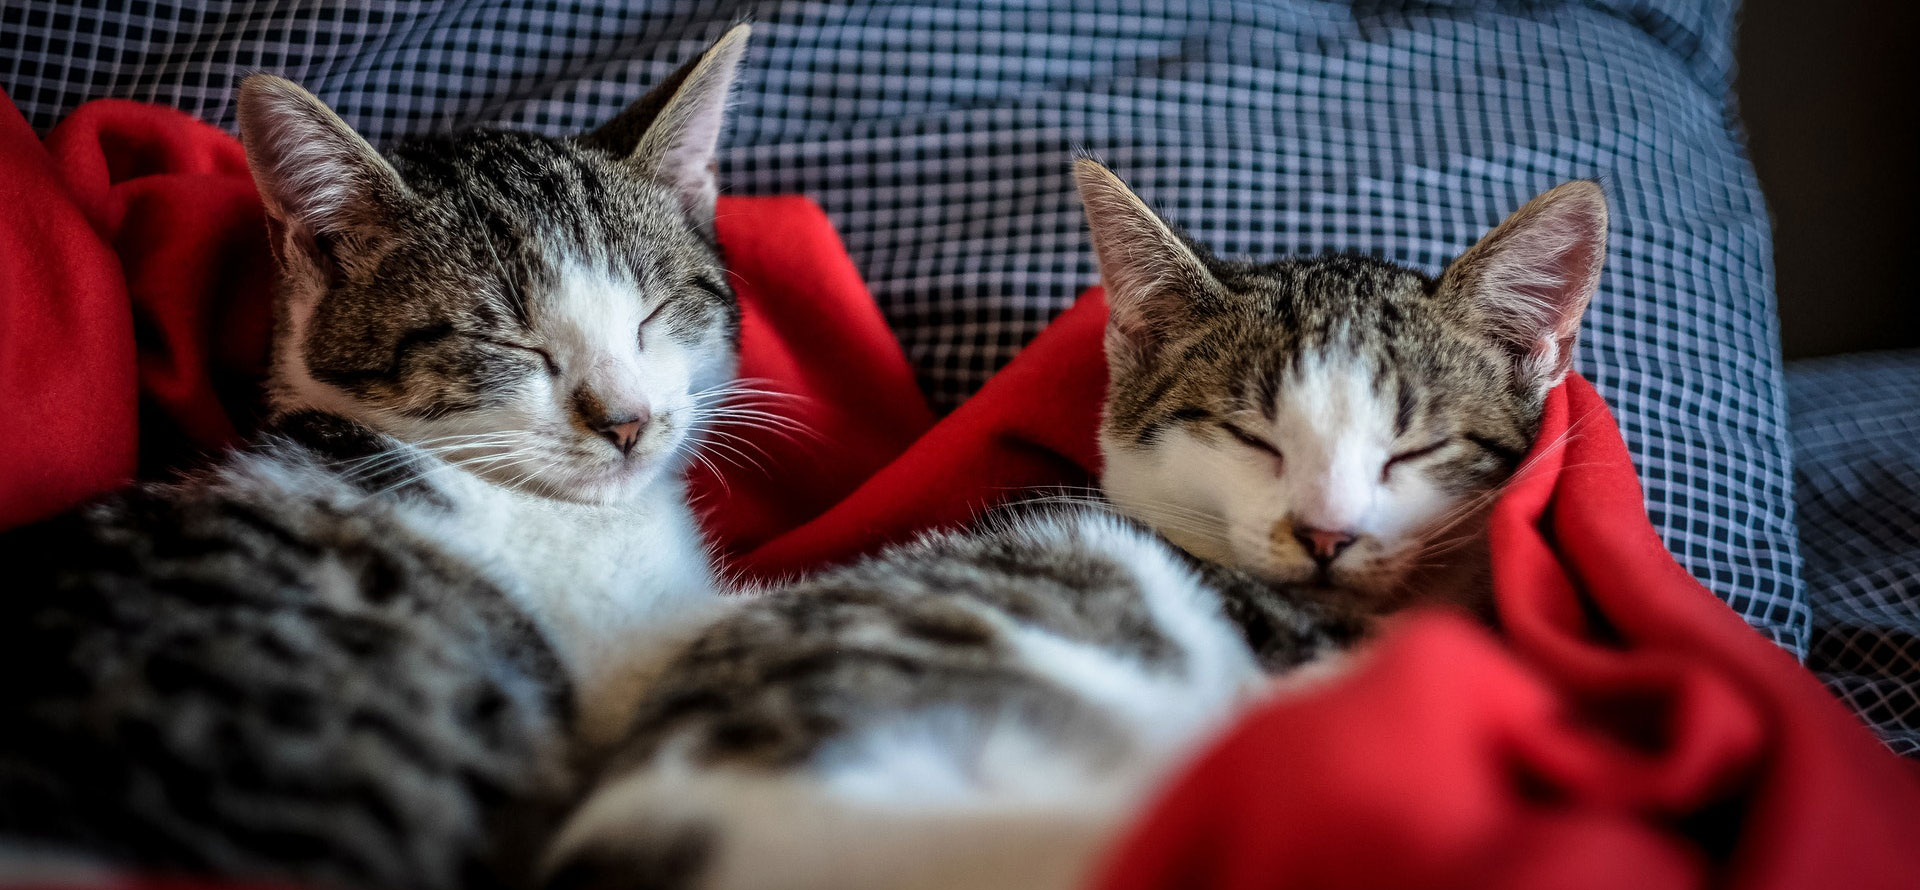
[3,92,1917,889]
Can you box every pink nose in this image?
[1294,527,1358,564]
[592,406,652,456]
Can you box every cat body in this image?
[0,413,579,889]
[546,161,1610,890]
[0,25,753,890]
[547,510,1353,890]
[318,415,724,747]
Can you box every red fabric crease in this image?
[4,94,1918,888]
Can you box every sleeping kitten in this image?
[0,25,750,890]
[542,160,1607,890]
[1087,162,1603,616]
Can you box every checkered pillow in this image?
[1789,352,1920,754]
[1,0,1804,652]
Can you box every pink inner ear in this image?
[1104,299,1169,367]
[1507,204,1605,335]
[263,207,341,285]
[262,212,291,266]
[1473,195,1607,385]
[1538,229,1602,340]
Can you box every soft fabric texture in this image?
[1093,375,1920,890]
[2,91,1918,889]
[0,0,1805,655]
[1789,351,1920,756]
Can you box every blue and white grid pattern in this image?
[1,1,1804,652]
[1789,351,1920,755]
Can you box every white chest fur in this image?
[400,467,729,747]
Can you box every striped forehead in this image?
[397,131,679,266]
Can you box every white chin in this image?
[574,462,665,502]
[497,458,653,503]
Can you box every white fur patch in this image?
[406,460,727,748]
[547,759,1117,890]
[1103,353,1458,594]
[545,512,1264,890]
[999,512,1261,751]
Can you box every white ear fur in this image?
[236,74,405,240]
[1073,159,1219,372]
[626,24,751,226]
[1438,180,1608,394]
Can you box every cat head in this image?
[1076,160,1605,610]
[237,25,751,504]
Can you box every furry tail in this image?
[542,766,1128,890]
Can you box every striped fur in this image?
[0,26,752,890]
[541,166,1601,890]
[1082,160,1605,613]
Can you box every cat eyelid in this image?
[471,334,560,377]
[1384,438,1452,469]
[1221,422,1282,459]
[636,301,670,353]
[690,276,728,299]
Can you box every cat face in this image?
[237,26,750,504]
[1077,161,1606,609]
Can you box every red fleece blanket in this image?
[4,95,1919,889]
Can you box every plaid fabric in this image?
[1789,351,1920,755]
[1,0,1804,652]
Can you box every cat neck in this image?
[257,408,727,748]
[414,444,725,748]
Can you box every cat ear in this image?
[236,76,403,231]
[579,24,750,229]
[237,75,408,274]
[1074,159,1221,373]
[1438,180,1608,396]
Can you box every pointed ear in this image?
[1437,180,1608,396]
[1074,159,1221,374]
[578,24,750,229]
[237,75,407,275]
[236,75,403,230]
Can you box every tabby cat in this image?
[0,25,751,890]
[543,160,1609,890]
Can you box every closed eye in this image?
[472,334,560,377]
[1382,439,1451,479]
[1221,423,1283,460]
[636,301,670,350]
[691,276,729,300]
